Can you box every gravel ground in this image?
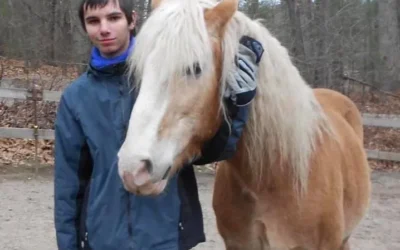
[0,168,399,250]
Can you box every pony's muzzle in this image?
[121,159,168,196]
[122,170,167,196]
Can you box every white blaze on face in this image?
[118,54,179,183]
[116,0,226,191]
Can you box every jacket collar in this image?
[87,36,135,78]
[87,61,128,78]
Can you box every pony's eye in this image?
[186,62,202,78]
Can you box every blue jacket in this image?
[53,61,249,250]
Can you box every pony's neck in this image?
[225,134,297,193]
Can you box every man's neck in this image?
[90,36,135,69]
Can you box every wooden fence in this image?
[1,86,400,163]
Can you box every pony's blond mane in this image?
[127,0,334,194]
[219,9,334,193]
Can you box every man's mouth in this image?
[100,39,115,45]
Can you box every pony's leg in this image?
[340,242,350,250]
[221,223,268,250]
[222,232,268,250]
[316,217,345,250]
[317,234,344,249]
[215,199,267,250]
[339,236,350,250]
[212,166,267,250]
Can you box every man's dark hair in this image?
[78,0,137,36]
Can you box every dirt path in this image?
[0,168,399,250]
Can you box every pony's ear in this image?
[204,0,238,36]
[151,0,163,9]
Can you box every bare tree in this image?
[0,0,399,93]
[377,0,400,91]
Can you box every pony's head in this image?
[117,0,239,195]
[118,0,331,196]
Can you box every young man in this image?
[53,0,264,250]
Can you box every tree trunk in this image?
[313,0,330,87]
[378,0,400,91]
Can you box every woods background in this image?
[1,0,400,91]
[0,0,400,170]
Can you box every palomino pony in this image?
[117,0,372,249]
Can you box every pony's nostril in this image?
[141,159,153,174]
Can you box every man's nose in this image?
[99,20,111,35]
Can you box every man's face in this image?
[83,0,136,58]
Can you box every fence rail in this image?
[0,127,55,140]
[362,114,400,128]
[1,86,400,163]
[0,86,61,102]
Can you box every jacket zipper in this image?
[81,177,92,250]
[127,195,133,237]
[81,232,88,249]
[120,82,134,249]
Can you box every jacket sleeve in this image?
[192,102,249,165]
[53,93,87,250]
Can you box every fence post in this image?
[27,83,43,175]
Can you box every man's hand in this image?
[225,35,264,107]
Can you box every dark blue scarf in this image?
[90,36,135,69]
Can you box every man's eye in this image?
[87,20,99,24]
[110,16,120,21]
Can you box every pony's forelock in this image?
[126,0,214,89]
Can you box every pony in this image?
[117,0,372,249]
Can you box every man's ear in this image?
[129,10,138,30]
